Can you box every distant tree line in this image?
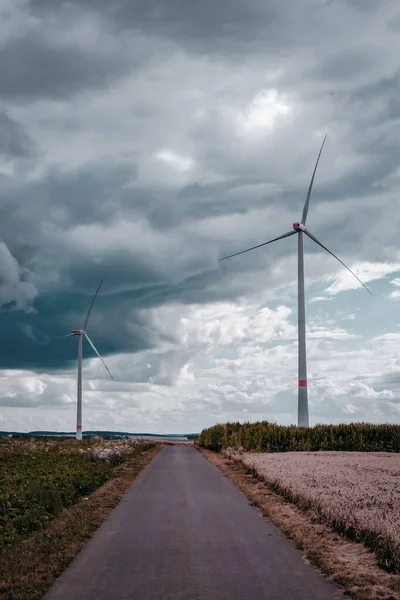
[1,430,200,440]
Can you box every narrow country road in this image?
[44,446,342,600]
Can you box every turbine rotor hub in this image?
[72,329,83,335]
[293,222,305,231]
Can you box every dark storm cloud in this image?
[0,1,165,104]
[32,0,282,51]
[0,152,390,371]
[29,0,394,76]
[27,0,399,98]
[0,0,398,379]
[0,288,159,370]
[0,36,127,100]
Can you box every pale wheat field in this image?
[239,451,400,570]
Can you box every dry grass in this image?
[201,449,400,600]
[0,444,162,600]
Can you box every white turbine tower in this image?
[57,279,113,439]
[219,136,371,427]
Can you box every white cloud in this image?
[4,293,400,432]
[155,149,194,172]
[233,88,292,135]
[388,278,400,299]
[348,382,393,400]
[0,241,37,311]
[325,262,400,295]
[310,296,332,302]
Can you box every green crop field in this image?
[0,438,154,549]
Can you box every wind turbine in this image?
[219,136,371,427]
[57,279,113,440]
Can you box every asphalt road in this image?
[44,446,342,600]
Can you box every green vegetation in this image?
[0,438,155,549]
[0,441,160,600]
[197,421,400,452]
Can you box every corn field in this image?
[196,421,400,452]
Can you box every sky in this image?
[1,0,400,433]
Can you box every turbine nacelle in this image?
[293,223,305,232]
[72,329,83,336]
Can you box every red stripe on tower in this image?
[298,380,307,387]
[77,425,82,430]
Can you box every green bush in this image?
[196,421,400,453]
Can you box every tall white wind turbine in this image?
[219,136,371,427]
[57,279,113,439]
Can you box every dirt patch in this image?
[0,445,162,600]
[201,448,400,600]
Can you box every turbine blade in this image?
[83,279,104,331]
[301,135,327,225]
[53,333,76,340]
[83,332,114,380]
[303,228,372,295]
[219,230,296,261]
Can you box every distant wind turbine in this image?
[57,279,113,440]
[219,136,371,427]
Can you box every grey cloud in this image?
[342,0,384,13]
[32,0,282,50]
[0,36,127,101]
[373,372,400,392]
[0,397,42,408]
[0,395,68,408]
[0,377,76,408]
[0,112,34,158]
[309,51,376,83]
[113,348,197,386]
